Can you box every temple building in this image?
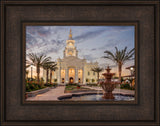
[50,29,99,84]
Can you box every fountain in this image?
[99,66,121,99]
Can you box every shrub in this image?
[44,83,54,87]
[54,79,57,82]
[120,83,135,90]
[66,83,78,86]
[121,77,124,82]
[26,81,45,92]
[86,83,98,87]
[77,85,80,89]
[53,83,58,87]
[113,76,119,79]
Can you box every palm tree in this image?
[27,53,51,85]
[43,62,55,84]
[25,60,31,79]
[103,47,135,81]
[91,67,103,84]
[49,64,57,84]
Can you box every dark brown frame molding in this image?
[1,0,159,126]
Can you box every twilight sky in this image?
[26,26,135,76]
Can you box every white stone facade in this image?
[51,29,98,84]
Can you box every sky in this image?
[26,26,135,76]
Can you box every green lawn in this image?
[65,85,88,91]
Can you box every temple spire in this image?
[69,28,72,40]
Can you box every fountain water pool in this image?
[58,93,134,101]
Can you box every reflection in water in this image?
[60,94,135,101]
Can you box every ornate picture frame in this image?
[1,0,159,126]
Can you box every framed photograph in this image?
[23,22,137,104]
[1,0,159,126]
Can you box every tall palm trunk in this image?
[97,72,99,84]
[118,63,122,82]
[46,69,49,84]
[50,71,52,84]
[37,66,40,85]
[26,72,28,79]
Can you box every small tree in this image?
[43,61,55,84]
[91,67,103,84]
[49,63,57,84]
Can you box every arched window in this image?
[88,72,90,75]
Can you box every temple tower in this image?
[63,29,78,58]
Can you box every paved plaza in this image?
[26,85,135,101]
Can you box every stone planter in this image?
[26,87,50,97]
[64,90,72,93]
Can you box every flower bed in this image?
[86,83,99,87]
[26,81,58,92]
[120,84,135,90]
[26,82,45,92]
[64,84,94,93]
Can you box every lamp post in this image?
[130,67,134,76]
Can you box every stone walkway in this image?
[26,85,135,101]
[26,86,67,101]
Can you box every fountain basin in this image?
[58,93,134,101]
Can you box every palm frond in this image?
[103,47,135,65]
[91,67,103,73]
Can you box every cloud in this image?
[82,54,96,62]
[91,48,97,51]
[74,29,107,43]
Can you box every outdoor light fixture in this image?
[130,67,134,71]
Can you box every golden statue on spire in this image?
[69,28,72,39]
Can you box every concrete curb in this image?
[26,87,51,97]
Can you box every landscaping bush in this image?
[54,79,57,82]
[53,83,58,87]
[26,81,45,92]
[44,83,53,87]
[120,83,135,90]
[86,83,98,87]
[66,83,78,86]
